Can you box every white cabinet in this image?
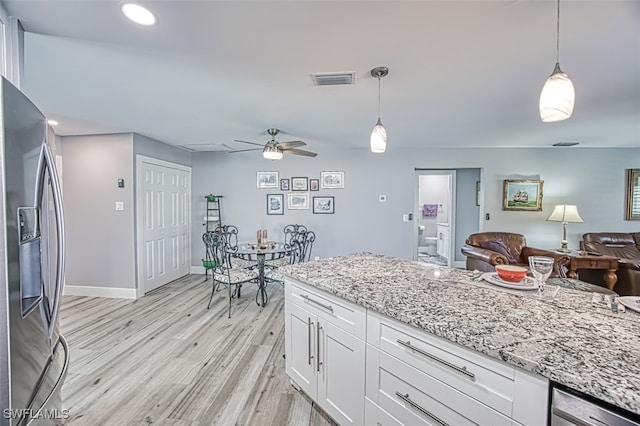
[284,279,366,425]
[365,311,548,426]
[436,223,450,259]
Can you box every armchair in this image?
[461,232,570,278]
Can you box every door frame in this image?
[135,155,192,296]
[414,170,457,267]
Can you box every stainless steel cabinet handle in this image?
[301,294,334,313]
[317,322,322,372]
[395,391,449,426]
[397,339,475,381]
[308,318,314,365]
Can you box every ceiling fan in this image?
[229,128,317,160]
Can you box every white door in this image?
[285,300,318,399]
[137,156,191,295]
[317,320,365,425]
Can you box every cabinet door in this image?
[285,301,317,399]
[317,319,365,425]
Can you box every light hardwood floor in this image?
[60,275,337,425]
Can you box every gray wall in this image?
[61,133,136,288]
[62,132,191,290]
[190,147,640,267]
[454,168,481,262]
[133,133,191,166]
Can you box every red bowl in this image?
[495,265,528,282]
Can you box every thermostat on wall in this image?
[379,195,387,202]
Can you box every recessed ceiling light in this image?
[121,3,157,26]
[47,119,58,126]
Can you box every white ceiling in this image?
[4,0,640,153]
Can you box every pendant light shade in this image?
[539,0,574,122]
[540,63,575,122]
[370,67,389,153]
[370,118,387,153]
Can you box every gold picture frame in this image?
[625,169,640,220]
[502,179,543,211]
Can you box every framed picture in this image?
[291,177,308,191]
[476,181,481,206]
[320,171,344,189]
[310,179,319,191]
[503,179,543,211]
[625,169,640,220]
[287,193,310,210]
[313,196,335,214]
[280,178,289,191]
[266,194,284,215]
[257,171,278,189]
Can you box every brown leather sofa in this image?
[580,233,640,296]
[461,232,570,278]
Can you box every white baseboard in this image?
[63,285,138,299]
[191,265,206,275]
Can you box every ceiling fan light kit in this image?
[263,142,283,160]
[539,0,574,122]
[370,66,389,153]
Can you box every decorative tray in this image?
[248,241,276,249]
[617,296,640,313]
[481,272,537,290]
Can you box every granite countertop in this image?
[280,252,640,415]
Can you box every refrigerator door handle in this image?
[24,335,70,426]
[40,143,65,340]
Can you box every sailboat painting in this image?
[503,180,543,211]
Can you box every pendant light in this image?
[539,0,574,122]
[370,66,389,153]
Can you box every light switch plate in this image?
[402,214,409,222]
[115,201,124,211]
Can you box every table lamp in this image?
[547,204,583,253]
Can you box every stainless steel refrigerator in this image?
[0,76,68,425]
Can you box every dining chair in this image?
[203,226,259,318]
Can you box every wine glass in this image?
[528,256,555,299]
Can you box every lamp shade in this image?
[370,118,387,153]
[539,63,575,122]
[547,204,583,223]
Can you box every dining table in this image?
[235,241,289,307]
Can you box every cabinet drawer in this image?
[367,312,515,417]
[368,345,513,426]
[286,278,366,339]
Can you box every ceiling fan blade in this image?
[233,139,265,147]
[277,140,306,149]
[283,148,318,157]
[228,148,263,153]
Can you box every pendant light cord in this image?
[377,74,381,119]
[556,0,560,63]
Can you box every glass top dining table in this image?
[235,241,290,307]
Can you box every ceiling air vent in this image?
[311,72,356,86]
[553,142,579,147]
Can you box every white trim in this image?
[135,155,192,297]
[191,265,206,275]
[63,285,138,299]
[452,260,465,269]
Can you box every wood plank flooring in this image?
[60,275,337,425]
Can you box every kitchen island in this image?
[281,253,640,425]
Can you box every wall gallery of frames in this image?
[257,171,342,215]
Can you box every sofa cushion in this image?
[480,240,518,264]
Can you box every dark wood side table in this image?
[566,254,619,291]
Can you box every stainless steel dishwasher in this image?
[551,384,640,426]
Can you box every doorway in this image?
[136,155,191,295]
[415,170,455,267]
